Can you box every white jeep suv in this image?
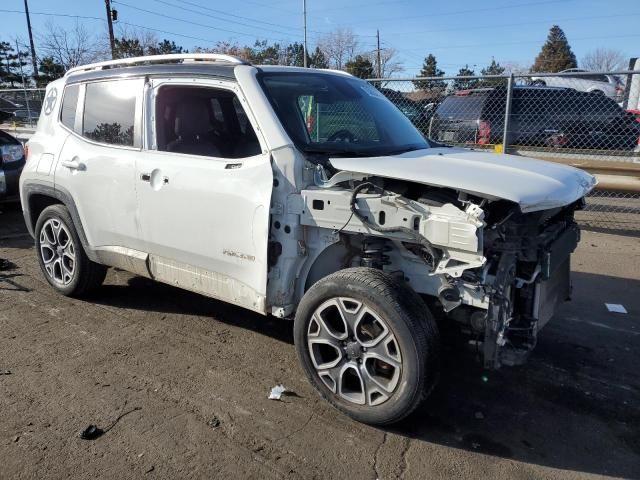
[20,54,596,425]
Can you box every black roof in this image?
[66,62,240,84]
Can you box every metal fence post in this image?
[501,74,514,154]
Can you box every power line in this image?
[348,0,577,26]
[149,0,376,39]
[119,21,222,45]
[113,1,300,42]
[168,0,306,32]
[145,0,299,37]
[384,11,640,37]
[409,32,640,52]
[0,8,103,21]
[0,9,262,47]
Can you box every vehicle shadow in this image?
[90,275,294,344]
[0,201,34,250]
[86,270,640,477]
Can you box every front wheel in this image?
[294,268,440,425]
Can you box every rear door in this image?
[54,78,143,249]
[135,78,272,313]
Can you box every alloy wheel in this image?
[39,218,76,286]
[307,297,403,406]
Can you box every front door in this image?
[135,79,272,313]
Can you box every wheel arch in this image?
[22,181,98,262]
[295,238,355,305]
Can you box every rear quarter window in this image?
[60,84,80,131]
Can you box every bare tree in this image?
[318,27,359,70]
[581,48,627,72]
[502,61,531,76]
[368,47,404,80]
[38,21,106,69]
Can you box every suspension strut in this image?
[360,238,391,270]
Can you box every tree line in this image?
[0,22,628,89]
[414,25,627,91]
[0,23,401,87]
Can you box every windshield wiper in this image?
[302,146,374,157]
[375,145,429,156]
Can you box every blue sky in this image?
[2,0,639,76]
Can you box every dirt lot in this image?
[0,201,639,480]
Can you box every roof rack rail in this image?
[65,53,250,77]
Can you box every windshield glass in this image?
[258,72,429,156]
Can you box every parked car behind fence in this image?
[369,70,640,232]
[530,68,624,99]
[428,86,640,152]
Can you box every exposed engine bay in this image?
[297,164,582,369]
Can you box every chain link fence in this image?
[0,88,45,127]
[368,71,640,234]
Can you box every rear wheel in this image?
[294,268,440,425]
[35,205,107,296]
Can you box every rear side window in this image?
[60,84,79,131]
[436,95,488,118]
[82,80,138,146]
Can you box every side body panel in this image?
[20,80,69,205]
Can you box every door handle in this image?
[61,159,84,170]
[140,173,169,184]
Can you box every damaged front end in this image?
[472,203,580,368]
[300,164,585,369]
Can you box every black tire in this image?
[294,267,440,425]
[34,204,107,297]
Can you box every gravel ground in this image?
[1,201,639,480]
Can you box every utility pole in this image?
[303,0,308,68]
[105,0,116,59]
[23,0,38,78]
[16,39,32,124]
[376,29,382,78]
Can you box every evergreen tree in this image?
[345,55,374,79]
[481,58,505,76]
[0,42,29,87]
[246,40,282,65]
[308,47,329,69]
[480,58,505,86]
[413,54,445,91]
[531,25,577,73]
[36,56,65,86]
[284,42,305,67]
[453,65,478,90]
[148,39,184,55]
[114,38,144,59]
